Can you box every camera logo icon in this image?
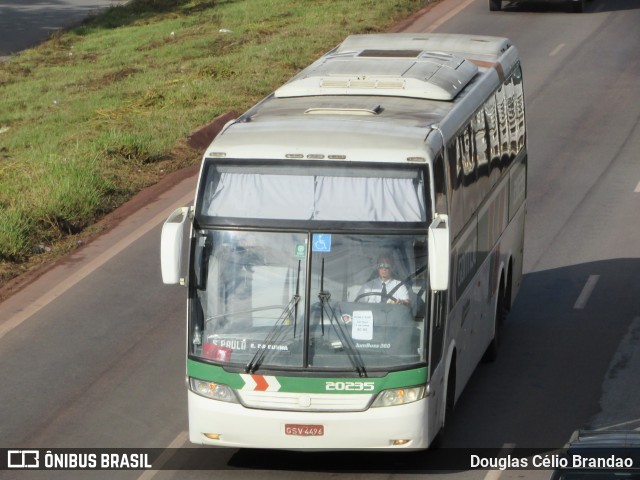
[7,450,40,468]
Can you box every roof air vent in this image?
[274,49,477,101]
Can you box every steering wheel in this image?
[354,291,398,303]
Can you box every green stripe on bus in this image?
[187,360,427,394]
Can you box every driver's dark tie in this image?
[381,282,387,300]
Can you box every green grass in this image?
[0,0,430,280]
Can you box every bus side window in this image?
[460,126,476,187]
[447,139,460,193]
[513,64,526,152]
[434,154,448,214]
[495,85,509,168]
[485,94,502,188]
[505,75,517,163]
[473,109,490,179]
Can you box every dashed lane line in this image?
[573,275,600,310]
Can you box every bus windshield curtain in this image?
[205,172,426,222]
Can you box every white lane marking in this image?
[137,431,189,480]
[483,443,516,480]
[484,469,504,480]
[595,418,640,431]
[634,181,640,193]
[549,43,566,57]
[574,275,600,310]
[425,0,476,32]
[0,190,194,340]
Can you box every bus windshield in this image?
[190,231,428,372]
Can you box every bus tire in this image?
[571,0,585,12]
[489,0,502,11]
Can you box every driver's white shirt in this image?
[356,278,409,303]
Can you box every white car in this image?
[489,0,593,13]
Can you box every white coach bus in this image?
[161,33,527,450]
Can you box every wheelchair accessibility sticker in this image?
[312,234,332,252]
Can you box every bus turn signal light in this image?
[392,439,411,446]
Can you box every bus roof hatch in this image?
[274,49,478,101]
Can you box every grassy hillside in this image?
[0,0,432,285]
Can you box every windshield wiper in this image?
[387,264,428,299]
[318,258,367,378]
[246,260,302,374]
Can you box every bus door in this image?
[427,289,448,441]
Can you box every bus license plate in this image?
[284,424,324,436]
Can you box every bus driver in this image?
[356,256,410,305]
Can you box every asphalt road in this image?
[0,0,128,57]
[1,0,639,479]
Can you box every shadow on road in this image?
[158,258,639,472]
[449,258,640,448]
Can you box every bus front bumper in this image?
[188,390,432,450]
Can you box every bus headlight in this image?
[190,378,239,404]
[371,386,425,408]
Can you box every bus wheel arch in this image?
[505,257,513,314]
[483,268,506,362]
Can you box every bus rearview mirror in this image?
[428,214,450,292]
[161,207,190,284]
